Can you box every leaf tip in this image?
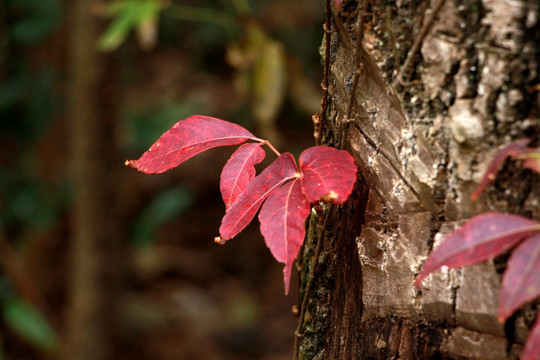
[214,236,226,245]
[125,159,136,167]
[283,266,291,295]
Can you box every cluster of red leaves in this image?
[126,115,357,294]
[416,139,540,360]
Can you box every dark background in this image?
[0,0,324,358]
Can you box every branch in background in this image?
[386,6,400,71]
[67,0,124,357]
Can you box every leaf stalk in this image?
[257,139,281,157]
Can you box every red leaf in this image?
[259,178,311,294]
[299,146,357,204]
[498,232,540,321]
[220,143,266,210]
[217,153,299,242]
[415,213,540,287]
[471,139,530,200]
[522,314,540,360]
[126,115,258,174]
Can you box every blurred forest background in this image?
[0,0,325,359]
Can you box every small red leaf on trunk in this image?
[126,115,258,174]
[218,153,298,242]
[498,232,540,321]
[471,139,530,200]
[299,146,357,204]
[220,143,266,210]
[415,213,540,287]
[332,0,343,10]
[259,178,311,294]
[521,314,540,360]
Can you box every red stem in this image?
[254,138,281,156]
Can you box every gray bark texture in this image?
[296,0,540,359]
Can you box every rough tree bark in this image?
[296,0,540,359]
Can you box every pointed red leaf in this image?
[498,232,540,321]
[259,178,311,294]
[217,153,299,242]
[220,143,266,210]
[522,315,540,360]
[299,146,357,204]
[471,139,530,200]
[415,213,540,287]
[126,115,258,174]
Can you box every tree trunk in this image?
[65,1,123,359]
[296,0,540,359]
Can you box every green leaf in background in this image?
[0,74,27,111]
[252,32,286,144]
[226,22,287,145]
[3,298,58,351]
[7,0,62,45]
[133,186,195,246]
[9,184,58,231]
[98,0,168,51]
[0,68,57,144]
[0,152,67,232]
